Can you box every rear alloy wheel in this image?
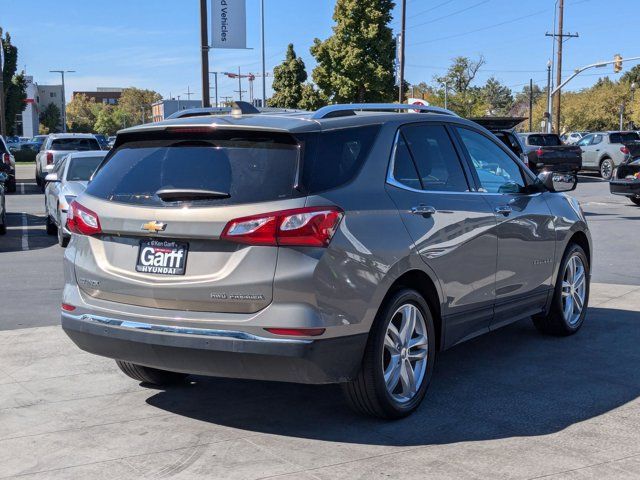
[45,216,57,235]
[115,360,188,386]
[600,158,614,180]
[533,244,589,336]
[343,288,436,419]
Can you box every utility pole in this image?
[529,78,533,132]
[0,29,6,137]
[199,0,211,108]
[184,86,194,101]
[398,0,407,103]
[261,0,266,108]
[49,69,75,133]
[545,60,553,133]
[620,101,625,130]
[545,0,578,134]
[444,82,449,110]
[209,72,220,107]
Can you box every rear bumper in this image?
[610,179,640,197]
[531,160,582,174]
[61,311,368,384]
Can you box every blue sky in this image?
[2,0,638,103]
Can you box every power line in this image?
[408,8,550,46]
[407,0,490,30]
[391,0,455,25]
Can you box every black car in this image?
[609,143,640,205]
[0,163,9,234]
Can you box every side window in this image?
[399,124,469,192]
[391,134,421,190]
[456,127,526,194]
[577,135,592,147]
[592,134,603,145]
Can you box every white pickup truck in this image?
[35,134,101,190]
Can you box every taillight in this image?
[536,148,544,157]
[61,303,76,312]
[66,201,102,236]
[221,206,343,247]
[265,327,325,337]
[46,152,54,165]
[2,153,10,165]
[621,146,630,154]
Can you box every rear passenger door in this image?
[454,126,556,329]
[385,123,498,347]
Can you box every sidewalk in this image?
[1,283,639,479]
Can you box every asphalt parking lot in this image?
[1,164,640,479]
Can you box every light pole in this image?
[631,82,637,129]
[398,0,407,103]
[261,0,266,108]
[49,70,75,133]
[0,31,6,137]
[545,60,553,133]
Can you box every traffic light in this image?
[614,54,623,73]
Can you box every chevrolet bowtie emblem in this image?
[141,221,167,233]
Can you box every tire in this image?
[6,179,16,193]
[0,210,6,235]
[45,216,57,235]
[533,243,589,336]
[342,288,436,419]
[600,158,614,180]
[57,224,70,247]
[630,196,640,206]
[115,360,188,386]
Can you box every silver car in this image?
[44,150,107,247]
[35,134,101,190]
[61,103,592,418]
[577,131,640,179]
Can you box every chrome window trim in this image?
[68,313,313,344]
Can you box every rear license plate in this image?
[136,239,188,275]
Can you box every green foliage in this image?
[311,0,396,103]
[481,77,513,116]
[269,44,308,108]
[433,56,487,116]
[66,94,100,132]
[2,31,27,135]
[117,87,161,124]
[39,102,61,133]
[94,105,120,135]
[298,83,326,111]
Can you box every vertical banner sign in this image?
[211,0,247,49]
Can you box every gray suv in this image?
[61,103,591,418]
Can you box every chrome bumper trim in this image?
[68,313,312,344]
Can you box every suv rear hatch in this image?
[72,128,306,314]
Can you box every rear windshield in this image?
[51,138,101,151]
[526,134,561,146]
[86,131,302,207]
[86,126,380,207]
[66,156,104,181]
[609,132,640,143]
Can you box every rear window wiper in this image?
[155,188,230,201]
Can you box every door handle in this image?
[411,205,436,216]
[494,205,512,216]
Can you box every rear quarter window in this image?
[300,125,381,193]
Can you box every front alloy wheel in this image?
[561,254,586,326]
[600,158,614,180]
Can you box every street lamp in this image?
[49,70,75,133]
[630,82,637,129]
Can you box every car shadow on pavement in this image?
[146,306,640,446]
[0,213,58,252]
[577,174,606,183]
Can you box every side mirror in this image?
[44,173,60,183]
[537,171,577,193]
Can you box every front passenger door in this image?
[455,127,557,329]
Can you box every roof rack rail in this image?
[310,103,458,119]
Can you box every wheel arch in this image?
[381,269,444,352]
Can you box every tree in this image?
[117,87,161,125]
[1,30,27,135]
[434,56,487,116]
[94,105,119,135]
[39,102,61,133]
[65,93,100,132]
[482,77,513,115]
[311,0,396,103]
[269,44,308,108]
[298,83,326,111]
